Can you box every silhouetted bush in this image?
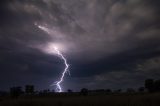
[67,89,73,93]
[138,87,145,92]
[80,88,88,96]
[25,85,34,94]
[105,89,112,93]
[39,89,51,96]
[95,89,105,93]
[126,88,135,93]
[10,87,23,98]
[0,91,8,97]
[114,89,122,93]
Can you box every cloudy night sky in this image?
[0,0,160,91]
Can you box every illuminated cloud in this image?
[0,0,160,91]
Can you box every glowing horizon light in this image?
[52,46,70,92]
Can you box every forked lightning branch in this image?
[52,46,69,92]
[35,23,70,92]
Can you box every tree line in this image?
[0,78,160,98]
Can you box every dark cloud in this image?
[0,0,160,91]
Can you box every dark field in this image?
[0,93,160,106]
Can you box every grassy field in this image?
[0,93,160,106]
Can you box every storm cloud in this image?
[0,0,160,91]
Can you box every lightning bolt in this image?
[52,46,70,92]
[35,23,70,92]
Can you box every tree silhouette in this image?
[154,79,160,92]
[138,87,145,92]
[25,85,34,94]
[10,87,23,98]
[145,79,154,92]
